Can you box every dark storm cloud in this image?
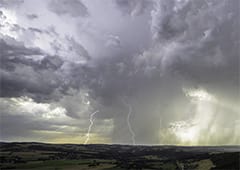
[1,0,237,103]
[0,38,42,59]
[0,96,112,142]
[0,17,91,102]
[77,0,240,109]
[26,14,38,20]
[114,0,152,16]
[0,36,63,100]
[0,0,239,144]
[0,0,24,8]
[147,0,240,101]
[0,97,75,141]
[0,113,50,140]
[65,37,91,60]
[81,0,239,144]
[48,0,89,17]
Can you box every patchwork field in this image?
[0,142,239,170]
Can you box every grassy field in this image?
[0,142,239,170]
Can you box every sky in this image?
[0,0,239,145]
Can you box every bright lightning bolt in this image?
[81,92,98,144]
[84,110,99,144]
[122,98,136,145]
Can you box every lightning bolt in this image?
[81,92,96,144]
[84,110,99,144]
[122,98,136,145]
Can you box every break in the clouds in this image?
[0,0,239,145]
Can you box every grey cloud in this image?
[0,98,68,140]
[48,0,88,17]
[26,14,38,20]
[114,0,152,16]
[65,36,91,61]
[84,0,239,144]
[0,0,24,8]
[0,37,42,59]
[0,36,62,100]
[142,0,239,96]
[0,113,51,140]
[0,0,239,144]
[151,0,188,41]
[0,96,112,142]
[105,35,121,47]
[0,23,91,101]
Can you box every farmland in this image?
[0,142,239,170]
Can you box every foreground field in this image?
[0,142,239,170]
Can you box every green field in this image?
[0,142,239,170]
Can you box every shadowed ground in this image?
[0,142,239,170]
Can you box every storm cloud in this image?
[0,0,239,145]
[48,0,89,17]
